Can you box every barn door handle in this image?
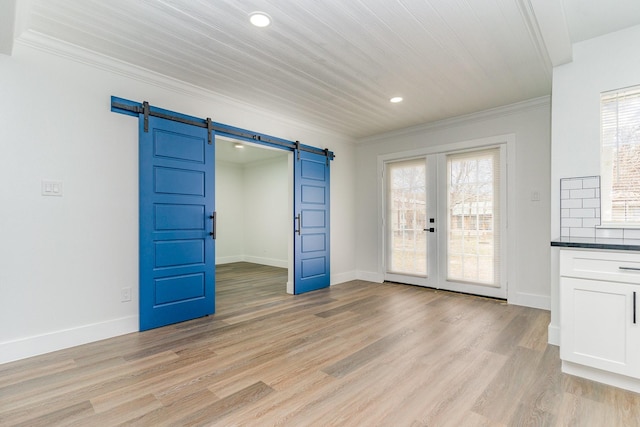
[634,291,637,324]
[209,212,216,239]
[295,214,301,236]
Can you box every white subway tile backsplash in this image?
[570,227,596,238]
[623,229,640,239]
[582,198,600,208]
[583,218,601,228]
[560,176,640,241]
[559,176,602,239]
[562,218,583,228]
[596,228,624,239]
[570,189,596,199]
[561,179,583,190]
[570,208,595,218]
[582,178,600,189]
[562,199,582,209]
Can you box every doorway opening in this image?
[215,137,294,306]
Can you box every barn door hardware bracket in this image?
[295,141,301,161]
[142,101,150,133]
[206,118,213,145]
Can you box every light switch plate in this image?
[42,180,63,196]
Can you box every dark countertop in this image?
[551,236,640,251]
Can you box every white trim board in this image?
[0,316,138,365]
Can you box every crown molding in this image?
[356,95,551,145]
[527,0,573,66]
[516,0,554,75]
[15,30,353,144]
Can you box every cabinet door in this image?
[560,277,640,378]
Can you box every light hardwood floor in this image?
[1,262,639,426]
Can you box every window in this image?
[447,148,500,286]
[601,86,640,225]
[386,159,427,276]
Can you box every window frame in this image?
[600,85,640,228]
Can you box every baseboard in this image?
[356,270,384,283]
[548,323,560,346]
[331,270,357,285]
[509,292,550,310]
[216,255,244,265]
[243,256,288,269]
[0,315,138,365]
[562,360,640,394]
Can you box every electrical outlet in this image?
[121,287,131,302]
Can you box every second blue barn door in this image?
[139,114,215,331]
[294,150,330,294]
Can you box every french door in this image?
[384,146,506,299]
[385,157,437,287]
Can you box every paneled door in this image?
[294,149,330,294]
[139,115,216,331]
[385,157,437,287]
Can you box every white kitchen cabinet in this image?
[560,249,640,392]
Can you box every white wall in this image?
[549,24,640,344]
[243,156,289,268]
[0,36,356,364]
[215,155,290,268]
[355,99,551,309]
[215,161,245,263]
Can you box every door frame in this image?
[377,134,516,301]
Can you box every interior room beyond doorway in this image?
[215,137,292,296]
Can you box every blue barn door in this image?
[139,114,215,331]
[294,150,330,294]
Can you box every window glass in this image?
[601,86,640,225]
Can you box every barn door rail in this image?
[111,96,335,161]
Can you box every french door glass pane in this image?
[447,149,500,286]
[387,159,427,276]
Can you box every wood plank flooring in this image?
[1,262,640,426]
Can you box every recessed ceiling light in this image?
[390,96,403,103]
[249,12,272,27]
[234,143,245,149]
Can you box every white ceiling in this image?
[9,0,640,139]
